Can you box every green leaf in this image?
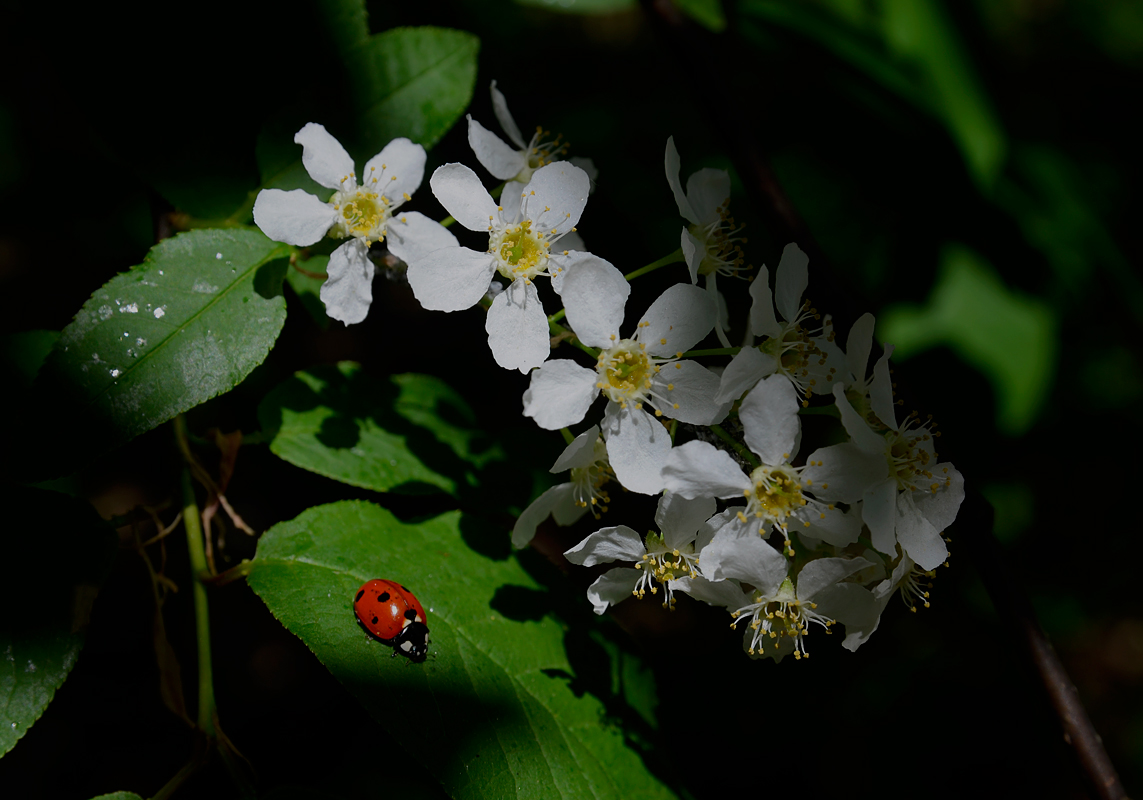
[285,256,331,330]
[878,244,1057,434]
[258,363,503,495]
[1,329,58,391]
[314,0,370,53]
[31,229,290,478]
[247,501,673,800]
[675,0,726,32]
[515,0,636,13]
[1,486,117,758]
[346,27,480,154]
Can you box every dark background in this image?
[1,0,1140,797]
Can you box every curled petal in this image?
[869,344,898,430]
[551,424,601,472]
[585,568,642,615]
[561,255,628,348]
[565,525,645,566]
[655,492,716,550]
[845,312,875,385]
[661,440,750,499]
[467,116,526,180]
[490,80,527,149]
[512,484,578,549]
[749,264,781,339]
[774,242,809,323]
[739,374,800,465]
[386,211,458,266]
[295,122,355,189]
[665,136,700,225]
[685,168,730,227]
[715,347,777,404]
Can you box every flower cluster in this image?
[253,84,965,662]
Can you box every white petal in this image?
[550,486,589,527]
[671,576,748,609]
[560,255,628,348]
[749,264,781,338]
[385,211,459,265]
[467,116,527,180]
[896,491,948,570]
[800,504,862,547]
[406,245,495,312]
[429,163,499,232]
[863,479,898,555]
[700,528,787,594]
[490,80,527,149]
[715,347,776,404]
[774,243,809,322]
[294,122,354,190]
[585,568,642,614]
[664,136,700,225]
[681,228,703,284]
[522,360,599,431]
[684,168,730,226]
[912,463,965,532]
[320,241,373,324]
[602,404,671,495]
[696,508,738,551]
[795,556,875,600]
[661,440,750,499]
[252,189,337,247]
[512,484,573,548]
[524,163,590,232]
[812,583,879,641]
[499,182,524,222]
[486,279,549,373]
[363,138,426,207]
[869,344,898,430]
[565,525,646,566]
[708,275,731,348]
[638,283,715,357]
[652,360,722,425]
[656,492,716,550]
[833,383,886,455]
[552,425,602,472]
[739,374,800,465]
[802,442,888,503]
[845,312,875,385]
[567,156,598,185]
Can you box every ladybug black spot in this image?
[378,591,390,602]
[404,609,417,621]
[401,585,410,592]
[355,590,365,602]
[371,616,379,625]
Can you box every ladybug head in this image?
[392,621,430,663]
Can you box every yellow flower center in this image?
[490,220,549,281]
[595,340,654,405]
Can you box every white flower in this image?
[406,161,591,373]
[511,425,613,548]
[564,493,717,613]
[523,263,722,494]
[468,81,597,220]
[663,373,862,552]
[715,242,843,405]
[252,123,434,324]
[841,552,938,651]
[665,137,748,346]
[699,530,876,661]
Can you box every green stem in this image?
[175,417,216,737]
[560,428,575,445]
[440,215,456,228]
[682,347,741,358]
[709,424,761,469]
[624,248,684,281]
[490,181,507,200]
[547,308,566,324]
[549,319,599,357]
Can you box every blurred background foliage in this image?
[0,0,1140,797]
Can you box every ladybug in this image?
[353,579,430,663]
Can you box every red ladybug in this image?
[353,579,430,663]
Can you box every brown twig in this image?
[639,2,1127,797]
